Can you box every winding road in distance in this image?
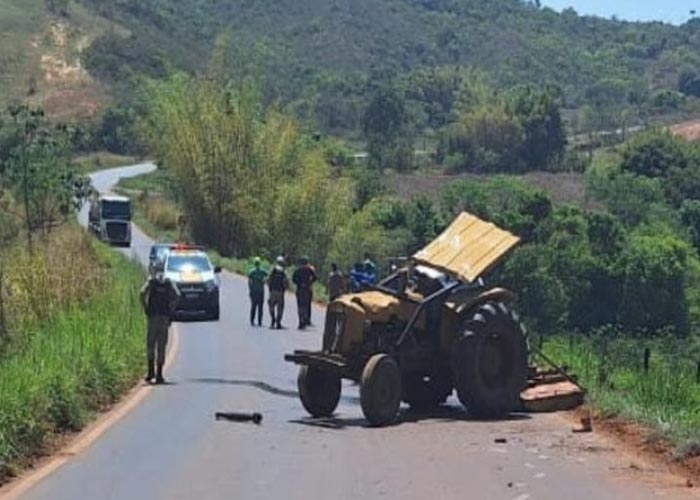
[7,163,699,499]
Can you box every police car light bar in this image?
[169,243,206,251]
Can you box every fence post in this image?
[643,347,650,374]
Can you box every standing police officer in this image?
[140,263,180,384]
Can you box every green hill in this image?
[75,0,700,134]
[5,0,700,133]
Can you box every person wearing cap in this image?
[267,256,289,329]
[139,263,180,384]
[248,257,267,327]
[292,256,317,330]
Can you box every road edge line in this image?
[0,324,180,500]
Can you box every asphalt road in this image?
[15,164,699,499]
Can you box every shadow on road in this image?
[189,377,298,398]
[289,406,531,431]
[188,377,362,404]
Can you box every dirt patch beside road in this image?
[567,406,700,488]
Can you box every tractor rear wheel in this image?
[403,368,452,411]
[298,366,341,418]
[451,302,528,419]
[360,354,402,426]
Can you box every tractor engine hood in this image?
[413,212,520,283]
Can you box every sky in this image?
[541,1,698,24]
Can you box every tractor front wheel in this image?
[360,354,402,426]
[298,366,341,418]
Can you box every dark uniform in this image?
[140,275,180,384]
[268,263,288,329]
[327,265,344,301]
[292,262,317,329]
[248,263,267,327]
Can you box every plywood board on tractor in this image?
[414,212,520,283]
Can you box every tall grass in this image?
[544,332,700,450]
[0,233,145,483]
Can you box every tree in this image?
[141,71,354,268]
[2,106,91,251]
[617,235,690,336]
[439,105,524,172]
[362,84,411,171]
[620,129,689,178]
[502,245,568,335]
[680,199,700,251]
[97,106,142,155]
[678,69,700,97]
[509,85,567,170]
[406,195,442,250]
[45,0,69,17]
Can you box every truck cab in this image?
[88,194,132,247]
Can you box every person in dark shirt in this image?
[292,256,317,330]
[267,256,289,329]
[327,263,344,301]
[139,265,180,384]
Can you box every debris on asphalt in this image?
[572,416,592,433]
[215,412,263,425]
[494,437,508,444]
[507,482,513,488]
[687,479,694,488]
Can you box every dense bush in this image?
[436,84,567,172]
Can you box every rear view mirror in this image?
[214,266,222,274]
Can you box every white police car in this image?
[163,245,222,321]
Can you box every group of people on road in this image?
[247,253,379,328]
[139,252,379,384]
[247,255,318,330]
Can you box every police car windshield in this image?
[167,255,212,273]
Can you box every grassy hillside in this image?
[0,0,117,121]
[0,0,44,104]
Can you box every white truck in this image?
[88,194,132,247]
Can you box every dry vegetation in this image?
[384,170,589,207]
[0,225,145,484]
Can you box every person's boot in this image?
[270,314,276,329]
[155,365,165,385]
[145,358,155,383]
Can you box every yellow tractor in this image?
[285,212,538,426]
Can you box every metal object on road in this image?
[215,412,263,425]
